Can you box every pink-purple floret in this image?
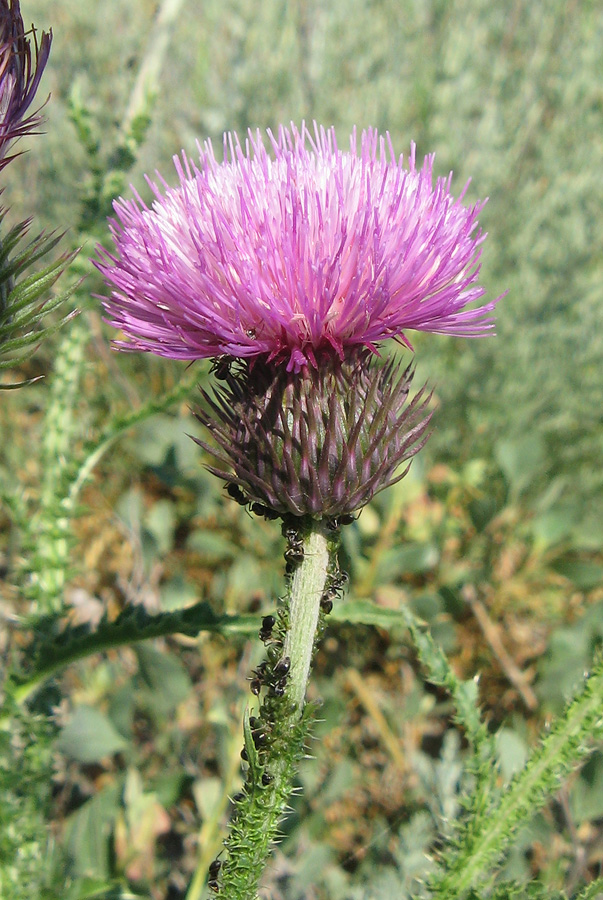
[95,122,501,373]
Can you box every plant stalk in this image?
[430,655,603,898]
[282,525,331,712]
[216,518,337,900]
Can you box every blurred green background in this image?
[1,0,603,898]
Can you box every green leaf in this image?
[186,529,237,559]
[144,498,177,555]
[551,558,603,591]
[331,599,407,629]
[64,784,121,880]
[571,751,603,824]
[64,877,127,900]
[495,436,545,497]
[469,495,500,532]
[375,542,439,582]
[57,706,128,763]
[135,644,192,713]
[496,728,529,780]
[574,877,603,900]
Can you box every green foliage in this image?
[57,705,129,764]
[0,708,64,900]
[0,215,78,386]
[430,655,603,898]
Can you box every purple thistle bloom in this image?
[0,0,51,171]
[96,123,500,373]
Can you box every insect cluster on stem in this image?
[320,569,348,615]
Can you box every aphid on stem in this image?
[273,655,291,678]
[259,613,276,642]
[320,596,333,614]
[271,678,287,697]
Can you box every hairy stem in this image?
[215,518,338,900]
[283,526,331,711]
[430,656,603,898]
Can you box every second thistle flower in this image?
[0,0,51,171]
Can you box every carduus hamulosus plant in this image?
[96,122,502,899]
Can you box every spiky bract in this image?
[195,352,431,518]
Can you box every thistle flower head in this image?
[0,0,51,170]
[97,123,505,519]
[96,123,500,372]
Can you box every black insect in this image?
[261,772,273,786]
[208,859,222,880]
[330,570,349,591]
[273,656,291,678]
[252,730,268,748]
[282,524,300,542]
[262,614,276,632]
[320,596,333,614]
[326,513,356,530]
[284,545,304,565]
[227,483,247,506]
[210,356,232,380]
[250,502,279,520]
[208,879,220,893]
[272,679,286,697]
[250,678,262,696]
[283,523,305,565]
[259,613,276,643]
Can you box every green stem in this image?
[430,656,603,898]
[120,0,187,144]
[283,526,331,712]
[574,877,603,900]
[216,519,337,900]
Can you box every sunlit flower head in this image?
[96,123,500,373]
[0,0,51,170]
